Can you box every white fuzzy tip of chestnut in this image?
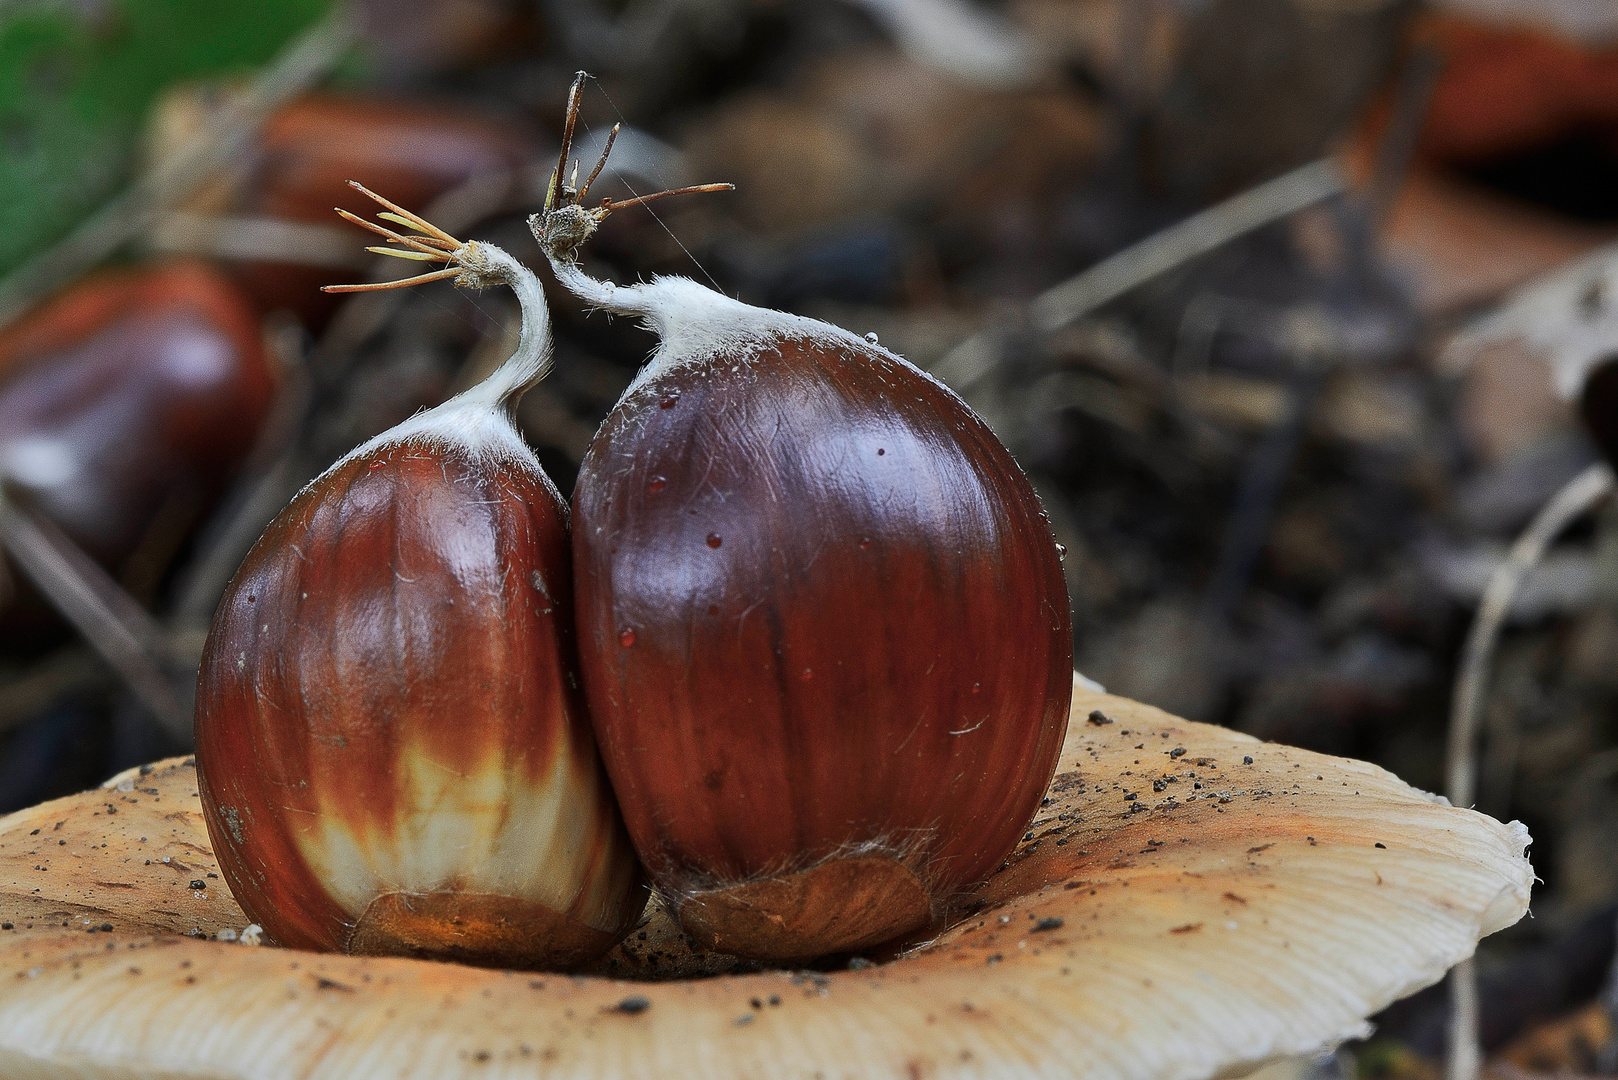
[195,184,646,970]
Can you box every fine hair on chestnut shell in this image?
[533,73,1074,961]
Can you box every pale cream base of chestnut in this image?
[348,891,615,970]
[292,744,639,944]
[674,854,931,961]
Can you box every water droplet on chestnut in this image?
[876,448,885,456]
[1056,543,1067,561]
[865,332,879,344]
[648,476,667,493]
[619,628,637,647]
[659,394,679,409]
[858,537,872,550]
[706,533,722,548]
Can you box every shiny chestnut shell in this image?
[0,262,273,640]
[0,262,273,563]
[571,336,1073,959]
[196,439,645,969]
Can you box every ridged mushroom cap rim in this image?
[0,681,1531,1080]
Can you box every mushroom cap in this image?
[0,683,1531,1080]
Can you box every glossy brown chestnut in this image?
[565,328,1072,959]
[252,96,534,222]
[0,262,273,632]
[532,84,1072,958]
[528,83,1072,958]
[1410,14,1618,166]
[196,199,644,969]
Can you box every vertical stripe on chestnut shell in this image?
[196,440,644,958]
[572,338,1072,903]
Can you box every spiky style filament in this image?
[550,75,585,212]
[323,267,464,293]
[334,209,451,258]
[323,183,472,294]
[346,181,461,245]
[530,72,733,261]
[365,246,446,262]
[601,184,735,213]
[579,123,620,201]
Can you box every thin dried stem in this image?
[0,488,189,739]
[365,246,449,262]
[603,183,735,213]
[552,72,588,211]
[1442,459,1615,1080]
[581,123,620,200]
[322,267,463,293]
[334,208,448,257]
[344,181,462,245]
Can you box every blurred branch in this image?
[1028,159,1347,334]
[1446,461,1613,808]
[0,490,189,740]
[0,5,358,330]
[1365,43,1445,228]
[847,0,1039,87]
[144,213,370,270]
[1444,460,1616,1080]
[932,159,1347,393]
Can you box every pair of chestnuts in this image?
[194,77,1074,969]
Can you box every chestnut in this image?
[147,90,536,324]
[0,261,273,635]
[532,79,1073,960]
[195,188,645,969]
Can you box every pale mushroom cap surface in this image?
[0,684,1532,1080]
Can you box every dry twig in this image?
[0,491,189,739]
[1444,460,1616,1080]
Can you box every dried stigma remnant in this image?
[194,184,646,971]
[530,75,733,262]
[321,181,494,294]
[530,73,1073,962]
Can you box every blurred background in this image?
[4,0,1618,1073]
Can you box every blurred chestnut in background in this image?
[1413,13,1618,167]
[0,262,274,638]
[146,91,539,324]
